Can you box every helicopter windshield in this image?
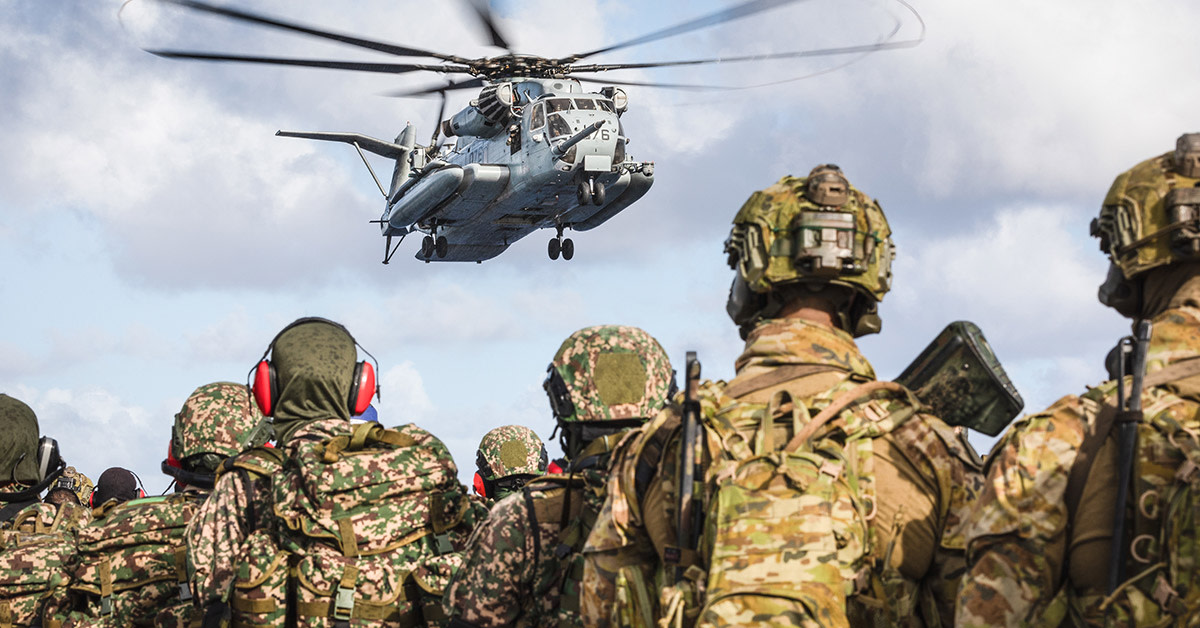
[531,103,545,129]
[574,98,596,110]
[597,99,615,113]
[545,98,573,113]
[547,114,573,138]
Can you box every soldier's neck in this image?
[778,297,840,330]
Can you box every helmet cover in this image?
[544,325,674,423]
[173,381,270,472]
[53,466,94,504]
[0,394,40,485]
[476,425,548,479]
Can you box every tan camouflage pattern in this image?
[477,425,548,478]
[550,325,674,423]
[0,530,78,627]
[55,467,94,506]
[446,436,622,628]
[1094,150,1200,280]
[173,381,266,462]
[726,169,894,302]
[63,491,206,628]
[959,305,1200,627]
[582,318,983,628]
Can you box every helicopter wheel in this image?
[561,238,574,261]
[548,237,561,260]
[591,181,605,206]
[421,235,434,258]
[576,181,592,206]
[435,235,449,259]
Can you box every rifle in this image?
[1108,320,1151,593]
[674,352,702,583]
[894,321,1024,436]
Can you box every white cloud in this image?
[376,361,434,425]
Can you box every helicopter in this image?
[142,0,924,263]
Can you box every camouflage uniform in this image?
[959,136,1200,626]
[0,394,51,527]
[581,169,983,628]
[474,425,549,506]
[60,381,266,628]
[444,326,674,628]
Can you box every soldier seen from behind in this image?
[472,425,549,508]
[581,167,984,627]
[0,393,75,534]
[445,325,675,628]
[59,381,269,628]
[188,317,485,627]
[959,133,1200,626]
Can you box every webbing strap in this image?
[231,596,276,613]
[1145,357,1200,389]
[296,599,412,623]
[336,517,358,558]
[1064,404,1120,544]
[321,425,418,461]
[723,364,848,400]
[99,557,114,615]
[174,545,193,601]
[784,381,912,452]
[0,599,11,628]
[334,565,360,621]
[49,502,67,532]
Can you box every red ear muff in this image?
[473,472,487,498]
[89,487,96,508]
[166,441,182,470]
[252,360,277,416]
[136,488,146,499]
[349,361,376,416]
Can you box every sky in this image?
[1,0,1195,493]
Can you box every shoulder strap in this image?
[1145,357,1200,389]
[784,380,912,452]
[722,364,848,400]
[1063,403,1119,538]
[0,499,35,524]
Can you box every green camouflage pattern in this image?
[959,305,1200,627]
[446,436,622,628]
[582,318,983,628]
[725,168,894,302]
[64,491,205,627]
[0,530,78,627]
[173,381,268,464]
[0,394,40,486]
[549,325,674,423]
[7,501,91,536]
[477,425,548,479]
[1093,150,1200,280]
[190,418,486,627]
[894,321,1024,436]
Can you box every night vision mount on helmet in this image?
[725,166,895,338]
[140,0,925,264]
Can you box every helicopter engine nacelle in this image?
[442,82,515,139]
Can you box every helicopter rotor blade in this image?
[382,77,488,97]
[463,0,515,54]
[559,0,807,63]
[149,0,477,65]
[145,50,475,75]
[429,90,449,148]
[570,75,725,91]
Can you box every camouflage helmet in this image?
[724,166,894,337]
[51,466,94,504]
[475,425,548,480]
[1091,137,1200,308]
[543,325,675,424]
[170,382,271,474]
[0,394,40,487]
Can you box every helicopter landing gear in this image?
[421,235,434,258]
[577,179,606,206]
[435,235,448,259]
[548,225,574,261]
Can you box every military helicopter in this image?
[143,0,923,263]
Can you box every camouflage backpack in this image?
[0,530,78,628]
[613,380,924,628]
[227,421,483,627]
[64,491,205,627]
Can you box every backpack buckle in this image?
[100,596,112,616]
[178,582,192,602]
[334,586,355,621]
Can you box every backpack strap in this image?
[784,381,914,453]
[723,364,850,400]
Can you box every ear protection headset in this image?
[543,366,576,420]
[0,436,65,502]
[89,470,146,508]
[249,317,380,417]
[472,451,540,500]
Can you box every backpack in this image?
[616,380,922,628]
[228,422,483,627]
[65,491,204,627]
[0,530,77,628]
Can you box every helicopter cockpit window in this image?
[597,99,615,113]
[574,98,597,110]
[545,98,573,113]
[548,114,572,138]
[531,103,545,129]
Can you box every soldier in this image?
[581,166,982,627]
[444,325,675,627]
[959,133,1200,625]
[88,467,144,510]
[43,467,93,508]
[472,425,549,507]
[0,393,70,532]
[188,317,483,627]
[61,381,269,627]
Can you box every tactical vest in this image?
[611,378,930,628]
[225,422,482,628]
[1061,358,1200,624]
[0,530,76,628]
